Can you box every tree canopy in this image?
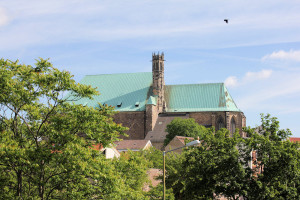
[165,128,246,199]
[243,114,300,199]
[0,59,149,199]
[164,114,300,199]
[164,118,208,146]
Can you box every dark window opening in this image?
[230,117,236,134]
[217,117,225,130]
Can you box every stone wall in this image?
[113,111,146,140]
[189,111,246,136]
[113,110,246,141]
[225,111,246,137]
[145,104,159,134]
[189,112,217,126]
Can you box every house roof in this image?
[145,114,190,142]
[290,137,300,143]
[164,83,240,112]
[92,144,103,151]
[114,140,152,150]
[164,136,196,152]
[175,136,195,145]
[70,73,240,112]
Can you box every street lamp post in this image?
[163,140,200,200]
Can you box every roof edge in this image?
[84,71,151,76]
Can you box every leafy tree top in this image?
[164,118,208,146]
[164,114,300,199]
[0,58,134,199]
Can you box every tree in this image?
[0,59,147,199]
[141,146,164,169]
[165,128,247,200]
[243,114,300,199]
[164,114,300,199]
[140,147,175,199]
[164,118,208,146]
[146,184,175,200]
[114,150,150,194]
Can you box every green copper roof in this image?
[147,96,157,105]
[71,72,152,111]
[70,72,240,113]
[164,83,240,112]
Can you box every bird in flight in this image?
[224,19,229,23]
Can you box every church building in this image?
[75,53,246,149]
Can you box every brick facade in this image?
[189,111,246,137]
[113,111,146,140]
[115,110,246,142]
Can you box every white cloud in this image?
[262,50,300,62]
[244,69,272,81]
[0,7,10,27]
[225,69,272,88]
[224,76,238,87]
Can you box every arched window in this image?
[230,117,236,134]
[217,117,224,130]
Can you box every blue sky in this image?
[1,0,300,136]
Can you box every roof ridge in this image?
[166,82,224,86]
[176,136,194,139]
[84,72,151,76]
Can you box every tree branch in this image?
[36,100,58,137]
[5,103,32,134]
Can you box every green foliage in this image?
[243,114,300,199]
[146,184,175,200]
[165,128,246,199]
[164,118,208,146]
[0,59,151,199]
[165,114,300,199]
[141,147,163,169]
[114,151,150,193]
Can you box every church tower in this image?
[152,52,165,112]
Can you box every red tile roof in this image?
[92,144,103,151]
[289,137,300,143]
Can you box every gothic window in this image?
[230,117,236,134]
[155,62,158,70]
[217,116,224,130]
